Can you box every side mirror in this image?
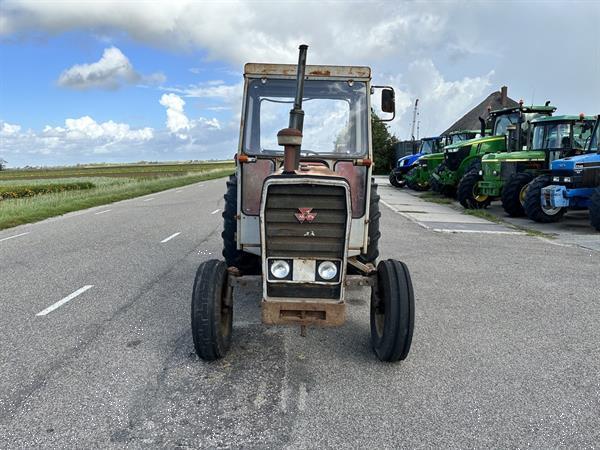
[372,85,395,122]
[381,88,395,114]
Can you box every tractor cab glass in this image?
[531,121,594,152]
[591,121,599,152]
[243,78,369,157]
[420,139,438,155]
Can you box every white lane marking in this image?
[36,285,93,316]
[160,232,181,243]
[0,232,30,243]
[143,197,155,202]
[298,382,307,412]
[211,209,220,215]
[94,209,112,215]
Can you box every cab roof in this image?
[244,63,371,79]
[531,114,596,124]
[490,104,557,116]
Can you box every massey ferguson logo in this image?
[295,208,317,223]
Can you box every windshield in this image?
[493,112,519,136]
[450,133,475,144]
[420,139,436,154]
[531,121,594,150]
[242,78,369,156]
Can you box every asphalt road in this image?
[1,177,599,448]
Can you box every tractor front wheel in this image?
[589,187,600,231]
[406,168,429,191]
[501,172,533,217]
[191,259,232,361]
[458,169,491,209]
[370,259,414,362]
[389,171,404,188]
[524,175,565,223]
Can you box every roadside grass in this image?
[0,168,233,230]
[0,161,233,180]
[463,208,555,238]
[420,192,454,204]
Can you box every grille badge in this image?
[295,208,317,223]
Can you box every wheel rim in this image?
[542,204,562,216]
[374,292,385,338]
[472,185,488,203]
[519,185,528,205]
[219,283,232,338]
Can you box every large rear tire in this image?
[501,172,534,217]
[370,259,414,362]
[523,175,565,223]
[222,174,261,274]
[358,179,381,265]
[589,187,600,231]
[457,169,491,209]
[191,259,232,361]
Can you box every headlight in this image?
[552,176,560,182]
[492,170,499,176]
[563,177,572,183]
[270,260,290,279]
[317,261,338,281]
[478,170,483,176]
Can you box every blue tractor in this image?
[524,115,600,230]
[388,136,442,188]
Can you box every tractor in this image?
[389,136,442,189]
[476,114,596,216]
[524,115,600,230]
[405,130,482,191]
[191,45,415,362]
[432,103,556,203]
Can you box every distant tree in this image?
[371,113,398,175]
[0,158,7,171]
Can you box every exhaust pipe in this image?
[479,116,486,137]
[279,44,308,174]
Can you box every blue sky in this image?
[1,0,599,167]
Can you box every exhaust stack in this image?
[279,44,308,174]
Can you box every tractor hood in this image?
[445,135,504,152]
[482,150,545,163]
[551,153,599,171]
[397,153,420,167]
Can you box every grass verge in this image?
[0,168,233,230]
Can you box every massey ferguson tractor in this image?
[191,45,415,362]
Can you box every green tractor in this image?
[432,103,556,203]
[406,129,482,191]
[473,114,596,215]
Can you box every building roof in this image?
[441,87,519,135]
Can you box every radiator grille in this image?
[264,184,348,260]
[581,165,600,187]
[446,146,471,171]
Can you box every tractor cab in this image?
[389,136,441,187]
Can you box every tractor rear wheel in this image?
[389,171,403,188]
[191,259,232,361]
[370,259,414,362]
[589,187,600,231]
[357,179,381,265]
[501,172,534,217]
[524,175,565,223]
[222,174,261,274]
[457,169,491,209]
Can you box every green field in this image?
[0,162,234,230]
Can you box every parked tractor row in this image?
[389,106,600,232]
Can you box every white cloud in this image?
[57,47,164,90]
[43,116,153,142]
[1,121,21,135]
[159,93,191,138]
